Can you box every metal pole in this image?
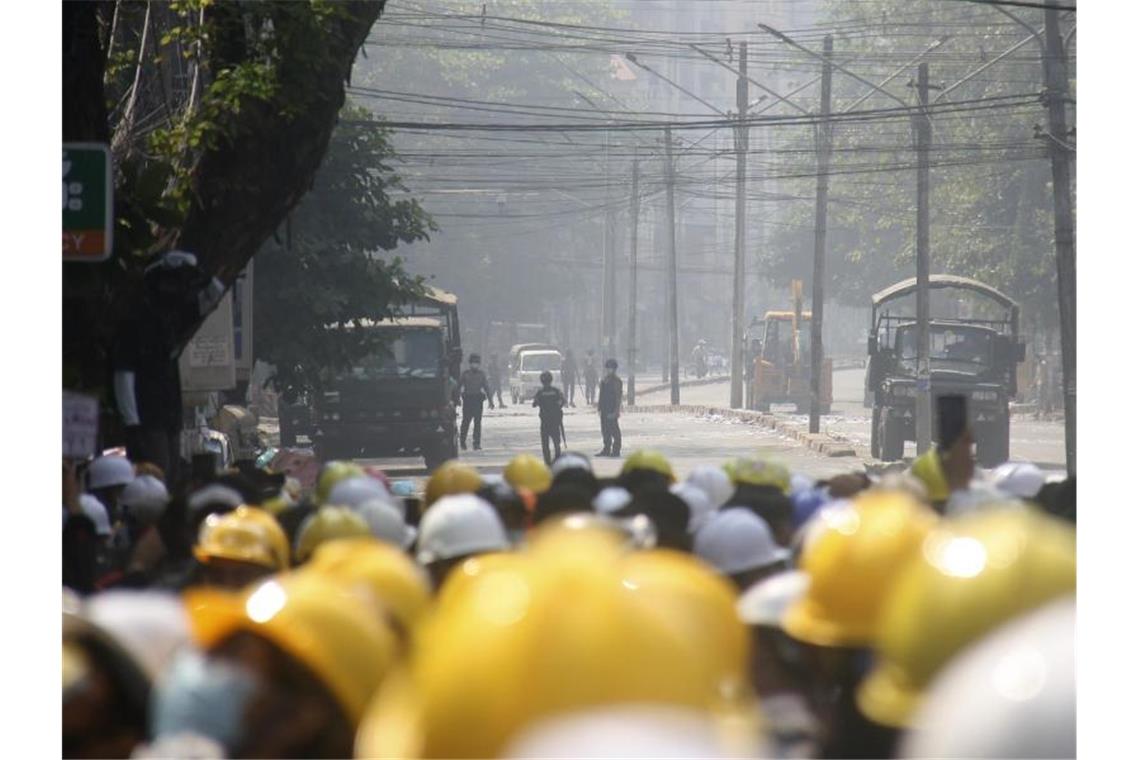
[602,128,616,358]
[664,126,681,405]
[730,42,748,410]
[627,158,639,406]
[810,35,833,434]
[1042,1,1076,473]
[915,62,933,455]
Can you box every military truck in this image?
[311,288,461,469]
[866,275,1025,466]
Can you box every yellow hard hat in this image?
[724,457,791,492]
[503,454,553,494]
[620,450,675,482]
[909,448,949,502]
[857,507,1076,728]
[434,551,521,613]
[294,506,370,564]
[316,461,365,505]
[307,537,432,637]
[193,505,291,571]
[357,532,719,758]
[782,490,938,647]
[423,460,483,512]
[619,550,752,706]
[184,571,399,725]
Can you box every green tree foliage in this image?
[254,105,435,401]
[758,0,1072,332]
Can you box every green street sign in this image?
[63,143,113,261]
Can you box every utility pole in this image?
[914,62,933,456]
[601,128,617,359]
[730,41,749,410]
[1041,1,1076,474]
[809,35,833,434]
[664,126,680,405]
[627,158,639,406]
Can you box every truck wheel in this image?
[880,416,904,461]
[871,406,882,459]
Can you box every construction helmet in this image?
[686,465,735,510]
[857,508,1075,728]
[503,454,553,494]
[315,461,365,505]
[899,597,1075,759]
[620,450,675,482]
[294,506,371,564]
[354,498,417,549]
[184,571,399,724]
[909,448,949,503]
[194,505,290,571]
[423,460,483,511]
[358,531,716,758]
[86,454,135,490]
[327,476,394,511]
[307,537,432,636]
[694,508,789,576]
[120,474,170,524]
[782,490,938,647]
[737,570,810,629]
[724,457,791,493]
[415,494,510,565]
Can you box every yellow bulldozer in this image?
[746,281,833,414]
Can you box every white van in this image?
[510,349,563,403]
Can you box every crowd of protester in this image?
[62,439,1076,758]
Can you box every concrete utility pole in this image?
[914,62,933,455]
[627,157,639,406]
[809,35,833,434]
[1041,1,1076,474]
[601,128,617,359]
[730,41,749,410]
[664,126,681,405]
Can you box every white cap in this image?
[327,475,394,510]
[737,570,809,627]
[80,494,112,536]
[187,484,244,514]
[989,462,1046,500]
[86,454,135,490]
[83,590,192,681]
[416,494,509,564]
[592,486,632,515]
[685,465,734,510]
[901,597,1075,759]
[120,475,171,524]
[789,473,814,496]
[670,482,713,532]
[694,508,789,576]
[355,498,417,549]
[551,453,591,477]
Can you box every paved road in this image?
[637,366,1066,472]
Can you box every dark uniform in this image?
[458,361,493,450]
[561,352,578,407]
[487,355,505,409]
[597,364,623,457]
[532,383,566,465]
[583,354,599,405]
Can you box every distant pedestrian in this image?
[596,358,623,457]
[561,350,579,407]
[583,350,599,406]
[458,353,493,451]
[487,353,506,409]
[532,371,566,465]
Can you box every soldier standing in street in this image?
[561,349,579,408]
[596,358,623,457]
[458,353,493,450]
[583,349,599,406]
[532,371,566,465]
[487,353,506,409]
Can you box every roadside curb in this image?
[624,404,858,458]
[634,374,729,398]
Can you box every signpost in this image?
[63,143,113,261]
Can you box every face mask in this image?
[151,649,259,751]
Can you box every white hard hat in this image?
[86,454,135,490]
[989,462,1046,500]
[901,597,1075,759]
[592,486,632,515]
[120,475,170,524]
[670,482,713,533]
[737,570,809,628]
[551,453,592,477]
[416,494,509,565]
[355,498,417,549]
[327,475,394,511]
[945,482,1024,518]
[685,465,734,510]
[79,494,112,536]
[789,473,814,496]
[503,705,746,758]
[694,508,789,576]
[83,590,192,682]
[186,484,243,514]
